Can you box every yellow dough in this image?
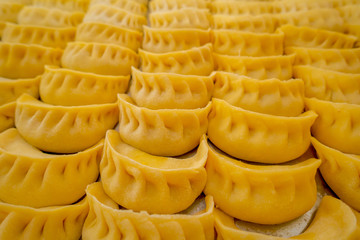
[139,44,214,76]
[0,76,40,105]
[18,6,84,27]
[149,0,208,12]
[208,98,317,163]
[90,0,147,16]
[276,9,344,32]
[15,94,118,153]
[61,41,139,76]
[83,4,147,31]
[305,97,360,155]
[213,72,304,117]
[149,8,211,29]
[32,0,90,12]
[100,130,207,214]
[76,22,143,51]
[0,197,88,240]
[214,53,294,80]
[2,23,76,49]
[214,196,360,240]
[205,140,320,224]
[82,182,215,240]
[211,14,277,33]
[0,42,62,79]
[210,1,273,15]
[338,4,360,24]
[294,65,360,104]
[0,102,16,133]
[286,47,360,73]
[0,128,102,207]
[117,94,211,156]
[0,2,24,22]
[142,26,210,53]
[211,29,284,56]
[39,65,129,106]
[130,67,214,109]
[312,137,360,211]
[279,25,356,48]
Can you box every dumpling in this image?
[139,44,213,76]
[83,4,147,31]
[149,0,208,12]
[211,14,277,32]
[32,0,90,12]
[82,182,214,240]
[305,97,360,155]
[294,65,360,105]
[0,128,102,207]
[100,130,207,214]
[2,23,76,49]
[275,9,344,32]
[18,6,84,27]
[208,98,317,163]
[272,0,333,13]
[0,42,62,79]
[90,0,147,16]
[209,1,273,15]
[214,53,294,80]
[0,102,16,133]
[338,4,360,24]
[142,26,210,53]
[117,94,211,156]
[211,29,284,56]
[279,25,356,48]
[39,65,129,106]
[0,76,40,105]
[149,8,211,29]
[213,72,304,117]
[312,137,360,211]
[129,67,214,109]
[15,94,118,153]
[61,41,139,76]
[214,196,360,239]
[0,2,24,22]
[76,22,143,51]
[205,139,320,224]
[287,47,360,73]
[0,197,88,240]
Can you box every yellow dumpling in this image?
[0,2,24,23]
[117,94,211,156]
[0,102,16,133]
[32,0,90,12]
[150,0,207,12]
[90,0,147,16]
[208,98,317,163]
[210,1,273,15]
[82,182,215,240]
[100,130,207,214]
[15,94,118,153]
[0,128,102,207]
[0,76,40,105]
[40,65,129,106]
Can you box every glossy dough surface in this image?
[100,130,207,214]
[213,72,304,117]
[305,97,360,154]
[82,182,215,240]
[15,94,118,153]
[208,98,317,163]
[0,76,40,105]
[61,41,139,76]
[205,140,320,224]
[130,67,214,109]
[0,128,102,207]
[40,65,129,106]
[117,94,211,156]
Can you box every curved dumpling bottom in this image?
[15,94,118,153]
[214,196,360,240]
[0,128,103,208]
[100,130,207,214]
[0,197,88,240]
[0,76,40,105]
[117,94,211,156]
[311,137,360,212]
[82,182,215,240]
[205,139,320,225]
[208,98,317,163]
